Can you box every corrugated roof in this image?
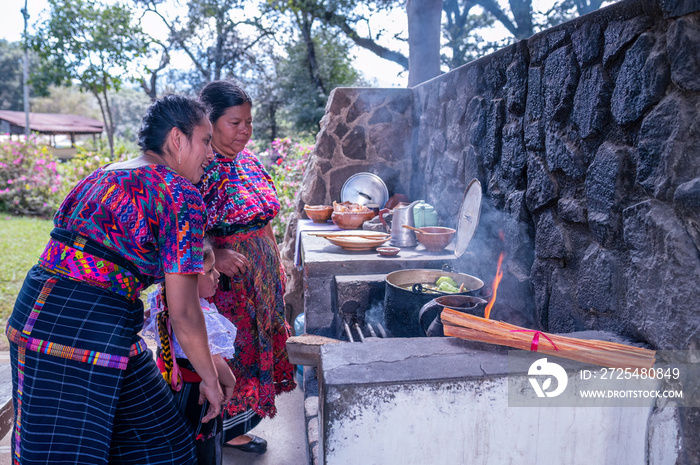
[0,110,103,135]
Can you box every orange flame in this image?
[484,251,504,320]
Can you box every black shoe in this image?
[224,434,268,453]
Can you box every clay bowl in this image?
[304,205,334,223]
[415,226,456,252]
[377,246,400,257]
[331,210,376,230]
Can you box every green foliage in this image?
[0,40,27,111]
[257,138,314,243]
[0,216,54,323]
[31,0,149,156]
[0,138,63,217]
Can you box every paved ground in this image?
[0,348,309,465]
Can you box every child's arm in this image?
[213,354,236,404]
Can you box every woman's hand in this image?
[214,248,250,277]
[199,377,225,423]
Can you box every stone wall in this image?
[282,0,700,347]
[280,0,700,460]
[408,0,700,355]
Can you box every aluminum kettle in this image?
[379,200,423,247]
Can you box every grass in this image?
[0,215,54,323]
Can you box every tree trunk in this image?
[299,14,327,95]
[407,0,442,87]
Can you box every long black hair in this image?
[198,81,253,123]
[138,94,208,155]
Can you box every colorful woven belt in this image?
[38,236,144,301]
[6,325,148,371]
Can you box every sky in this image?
[1,0,410,88]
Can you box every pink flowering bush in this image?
[57,145,131,200]
[0,137,63,217]
[261,138,314,243]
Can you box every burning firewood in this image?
[442,308,656,370]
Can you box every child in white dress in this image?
[143,239,237,465]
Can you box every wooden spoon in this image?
[401,225,424,234]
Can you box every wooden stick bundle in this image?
[441,308,656,369]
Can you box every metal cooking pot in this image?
[383,267,484,338]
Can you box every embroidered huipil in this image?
[55,164,207,278]
[198,150,280,231]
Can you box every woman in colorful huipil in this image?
[198,81,296,453]
[5,95,234,464]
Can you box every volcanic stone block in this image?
[548,267,578,333]
[611,33,670,127]
[667,15,700,91]
[501,121,527,188]
[483,48,511,92]
[545,127,586,178]
[548,28,569,50]
[466,96,487,147]
[558,198,587,224]
[572,21,602,67]
[659,0,700,17]
[586,142,632,247]
[622,199,700,349]
[506,45,529,116]
[530,258,553,329]
[525,67,545,150]
[603,16,652,67]
[674,177,700,252]
[544,45,580,123]
[576,245,621,314]
[526,153,558,212]
[572,64,613,139]
[534,210,567,260]
[528,33,550,66]
[482,99,505,169]
[637,94,700,200]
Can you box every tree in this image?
[137,0,274,92]
[31,0,148,157]
[0,40,26,111]
[407,0,442,86]
[277,28,363,136]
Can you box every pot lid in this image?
[341,172,389,208]
[454,178,482,258]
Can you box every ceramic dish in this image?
[323,231,390,251]
[304,205,334,223]
[377,246,400,257]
